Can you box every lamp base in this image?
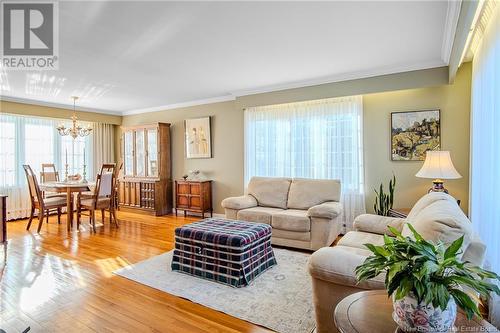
[428,179,448,194]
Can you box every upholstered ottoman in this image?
[171,218,277,287]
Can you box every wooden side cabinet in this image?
[175,180,212,218]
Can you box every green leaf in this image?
[406,224,424,242]
[450,289,481,320]
[387,225,402,238]
[444,236,464,259]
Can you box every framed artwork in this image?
[185,116,212,159]
[391,109,440,161]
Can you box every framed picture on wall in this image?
[185,116,212,159]
[391,109,440,161]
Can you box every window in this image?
[0,121,16,187]
[61,135,88,176]
[0,113,91,219]
[24,122,55,176]
[470,4,500,273]
[244,96,365,230]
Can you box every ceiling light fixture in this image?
[56,96,92,139]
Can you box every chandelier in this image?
[56,96,92,139]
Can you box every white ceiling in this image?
[0,1,459,115]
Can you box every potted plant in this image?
[355,225,500,332]
[374,174,396,216]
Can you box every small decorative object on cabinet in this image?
[119,123,172,216]
[175,180,212,218]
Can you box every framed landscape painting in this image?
[185,116,212,159]
[391,109,440,161]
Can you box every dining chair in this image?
[23,165,66,233]
[40,163,59,183]
[39,163,66,224]
[77,164,118,232]
[113,162,123,211]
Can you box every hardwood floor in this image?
[0,211,272,333]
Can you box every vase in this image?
[392,294,457,332]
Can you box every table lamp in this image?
[415,151,461,193]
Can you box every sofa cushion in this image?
[247,177,291,209]
[271,209,311,232]
[337,231,385,250]
[237,206,285,225]
[272,228,311,241]
[402,192,473,253]
[287,178,341,210]
[308,246,385,289]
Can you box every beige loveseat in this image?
[308,192,487,333]
[221,177,343,250]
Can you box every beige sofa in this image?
[308,192,487,333]
[221,177,343,250]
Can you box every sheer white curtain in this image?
[90,122,115,179]
[470,4,500,275]
[245,95,365,230]
[0,113,92,220]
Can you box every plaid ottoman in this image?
[171,218,277,287]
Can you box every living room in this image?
[1,1,499,332]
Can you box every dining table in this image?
[39,181,95,232]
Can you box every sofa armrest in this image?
[221,195,257,210]
[307,201,342,219]
[308,246,385,288]
[353,214,406,235]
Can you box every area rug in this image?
[114,248,315,333]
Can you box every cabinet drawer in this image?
[177,183,190,195]
[177,195,189,208]
[189,196,201,208]
[190,183,201,195]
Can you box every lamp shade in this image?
[415,151,462,179]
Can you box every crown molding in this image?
[442,0,462,64]
[231,59,446,98]
[122,95,236,115]
[0,95,122,116]
[448,0,480,83]
[2,62,447,117]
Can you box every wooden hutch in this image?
[118,122,172,215]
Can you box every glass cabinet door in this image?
[146,129,158,177]
[123,131,134,176]
[135,129,145,177]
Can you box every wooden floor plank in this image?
[0,211,272,332]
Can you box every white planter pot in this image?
[392,294,457,332]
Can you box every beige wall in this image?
[364,62,471,214]
[121,101,244,214]
[0,100,122,125]
[120,64,471,215]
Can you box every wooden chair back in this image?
[23,165,44,205]
[94,164,116,200]
[40,163,59,183]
